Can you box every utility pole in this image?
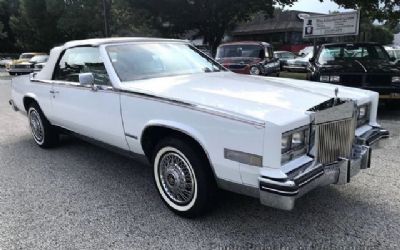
[102,0,111,37]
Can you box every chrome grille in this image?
[316,118,356,164]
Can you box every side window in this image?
[53,47,110,85]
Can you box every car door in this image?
[50,46,129,150]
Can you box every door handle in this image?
[49,90,59,94]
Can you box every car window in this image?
[107,43,225,82]
[282,52,295,59]
[318,44,390,65]
[20,54,35,59]
[53,47,110,85]
[216,45,264,59]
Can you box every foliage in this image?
[0,0,19,52]
[327,0,400,25]
[127,0,298,53]
[0,0,399,52]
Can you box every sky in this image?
[282,0,353,14]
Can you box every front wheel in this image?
[27,103,59,148]
[152,137,216,218]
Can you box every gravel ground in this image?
[0,72,400,249]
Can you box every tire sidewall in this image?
[154,146,198,212]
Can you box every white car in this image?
[299,46,314,56]
[9,38,389,217]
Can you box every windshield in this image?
[387,49,400,59]
[216,45,264,59]
[30,55,48,63]
[318,44,390,65]
[106,43,225,82]
[20,54,35,59]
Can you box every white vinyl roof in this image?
[62,37,186,49]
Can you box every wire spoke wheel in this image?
[29,109,44,144]
[158,151,196,205]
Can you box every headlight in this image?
[320,75,340,83]
[281,136,291,153]
[320,75,330,82]
[281,125,310,164]
[330,75,340,83]
[392,76,400,83]
[357,103,370,127]
[250,66,260,75]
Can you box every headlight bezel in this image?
[281,125,310,165]
[357,103,370,127]
[392,76,400,83]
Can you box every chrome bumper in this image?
[259,127,389,211]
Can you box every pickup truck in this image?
[9,38,389,217]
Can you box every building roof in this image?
[233,10,323,35]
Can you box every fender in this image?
[141,119,209,157]
[139,119,217,176]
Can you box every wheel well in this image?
[23,96,38,111]
[141,126,211,167]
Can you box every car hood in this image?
[319,60,400,74]
[120,72,373,126]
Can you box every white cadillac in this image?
[9,38,389,217]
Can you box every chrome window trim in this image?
[30,78,114,92]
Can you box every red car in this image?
[216,41,280,76]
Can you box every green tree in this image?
[127,0,400,53]
[10,0,64,51]
[0,0,19,52]
[127,0,297,53]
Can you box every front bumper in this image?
[259,127,389,210]
[7,67,34,74]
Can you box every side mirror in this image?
[390,57,397,62]
[309,57,316,64]
[79,73,95,88]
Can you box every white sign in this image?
[303,11,360,38]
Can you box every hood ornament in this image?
[334,87,339,105]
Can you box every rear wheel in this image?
[152,137,216,218]
[27,103,59,148]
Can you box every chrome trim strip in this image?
[224,148,263,167]
[30,78,114,92]
[29,77,265,127]
[119,89,266,128]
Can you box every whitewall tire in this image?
[27,103,59,148]
[152,137,216,217]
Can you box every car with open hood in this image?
[308,43,400,100]
[216,41,280,76]
[9,38,389,217]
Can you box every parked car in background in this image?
[299,46,313,56]
[274,51,296,70]
[385,46,400,63]
[30,55,49,71]
[216,41,280,76]
[285,52,313,72]
[0,57,13,68]
[6,52,47,75]
[9,38,389,217]
[308,43,400,100]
